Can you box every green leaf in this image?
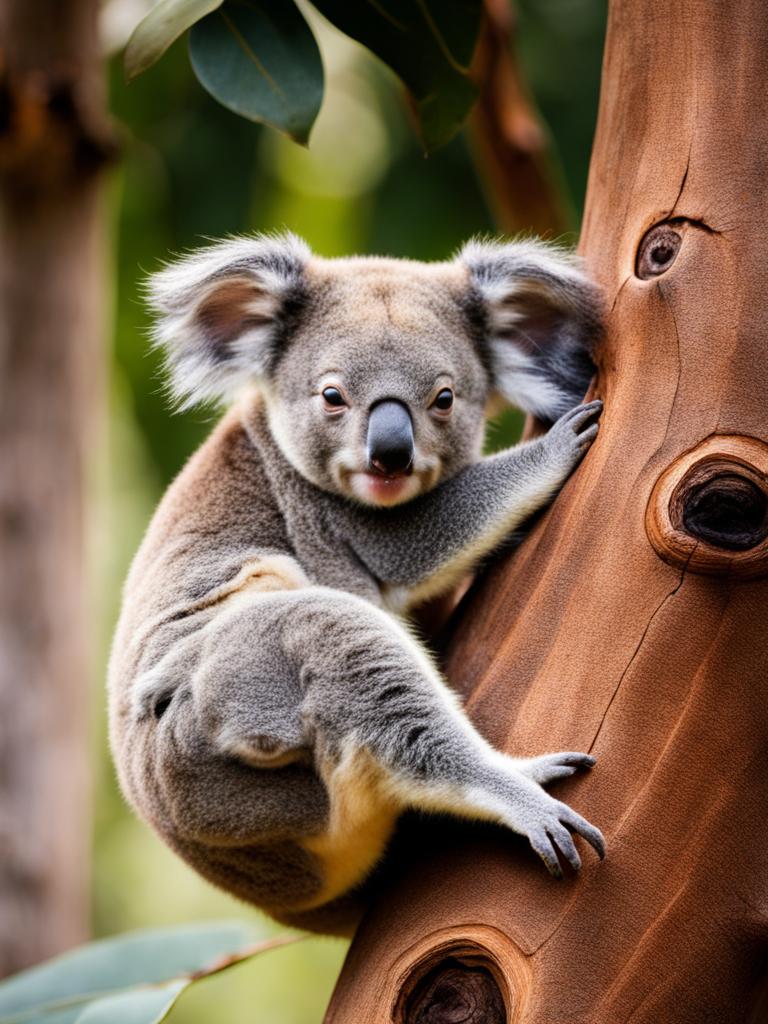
[0,922,254,1022]
[14,1010,81,1024]
[189,0,324,145]
[125,0,225,80]
[74,982,187,1024]
[310,0,483,152]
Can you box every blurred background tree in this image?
[1,0,605,1019]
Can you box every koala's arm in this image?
[343,401,601,603]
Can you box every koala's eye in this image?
[432,388,454,413]
[322,386,346,410]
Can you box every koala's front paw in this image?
[545,399,603,471]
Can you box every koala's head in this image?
[149,233,601,507]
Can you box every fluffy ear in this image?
[147,232,311,409]
[459,238,603,420]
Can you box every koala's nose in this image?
[366,399,414,475]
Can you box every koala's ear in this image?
[458,238,603,420]
[147,232,311,409]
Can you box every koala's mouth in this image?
[368,463,413,481]
[334,461,436,508]
[351,468,418,507]
[333,450,441,508]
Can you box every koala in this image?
[108,232,605,935]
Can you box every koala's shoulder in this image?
[131,404,287,577]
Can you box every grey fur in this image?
[109,234,605,935]
[461,237,602,419]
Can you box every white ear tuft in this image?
[458,237,603,420]
[147,232,311,410]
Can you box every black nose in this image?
[367,399,414,475]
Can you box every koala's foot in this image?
[498,769,605,878]
[521,790,604,877]
[545,398,603,471]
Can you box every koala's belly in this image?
[174,834,328,912]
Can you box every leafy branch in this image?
[124,0,483,151]
[0,923,303,1024]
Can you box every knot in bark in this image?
[646,435,768,578]
[402,960,506,1024]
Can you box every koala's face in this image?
[262,260,489,506]
[149,234,600,507]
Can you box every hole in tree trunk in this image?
[679,472,768,550]
[401,958,507,1024]
[645,436,768,579]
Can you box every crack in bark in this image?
[610,274,632,315]
[587,550,693,756]
[583,283,685,758]
[667,136,693,221]
[667,49,697,222]
[655,281,683,455]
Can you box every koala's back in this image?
[132,406,290,594]
[109,408,336,918]
[108,400,396,924]
[110,408,286,676]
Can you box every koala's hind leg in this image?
[133,585,603,917]
[121,607,327,854]
[267,587,605,881]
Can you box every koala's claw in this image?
[568,397,603,425]
[577,424,600,450]
[530,824,580,876]
[545,399,603,470]
[528,801,605,879]
[553,398,603,436]
[518,750,596,785]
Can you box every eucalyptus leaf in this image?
[11,1009,82,1024]
[311,0,482,151]
[189,0,324,145]
[125,0,225,80]
[74,982,187,1024]
[0,923,255,1021]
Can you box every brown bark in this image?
[469,0,569,238]
[0,1,112,975]
[326,0,768,1021]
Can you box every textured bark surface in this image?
[326,0,768,1020]
[0,0,110,975]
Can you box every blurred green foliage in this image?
[0,922,287,1024]
[92,2,606,1020]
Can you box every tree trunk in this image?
[325,1,768,1020]
[0,1,111,975]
